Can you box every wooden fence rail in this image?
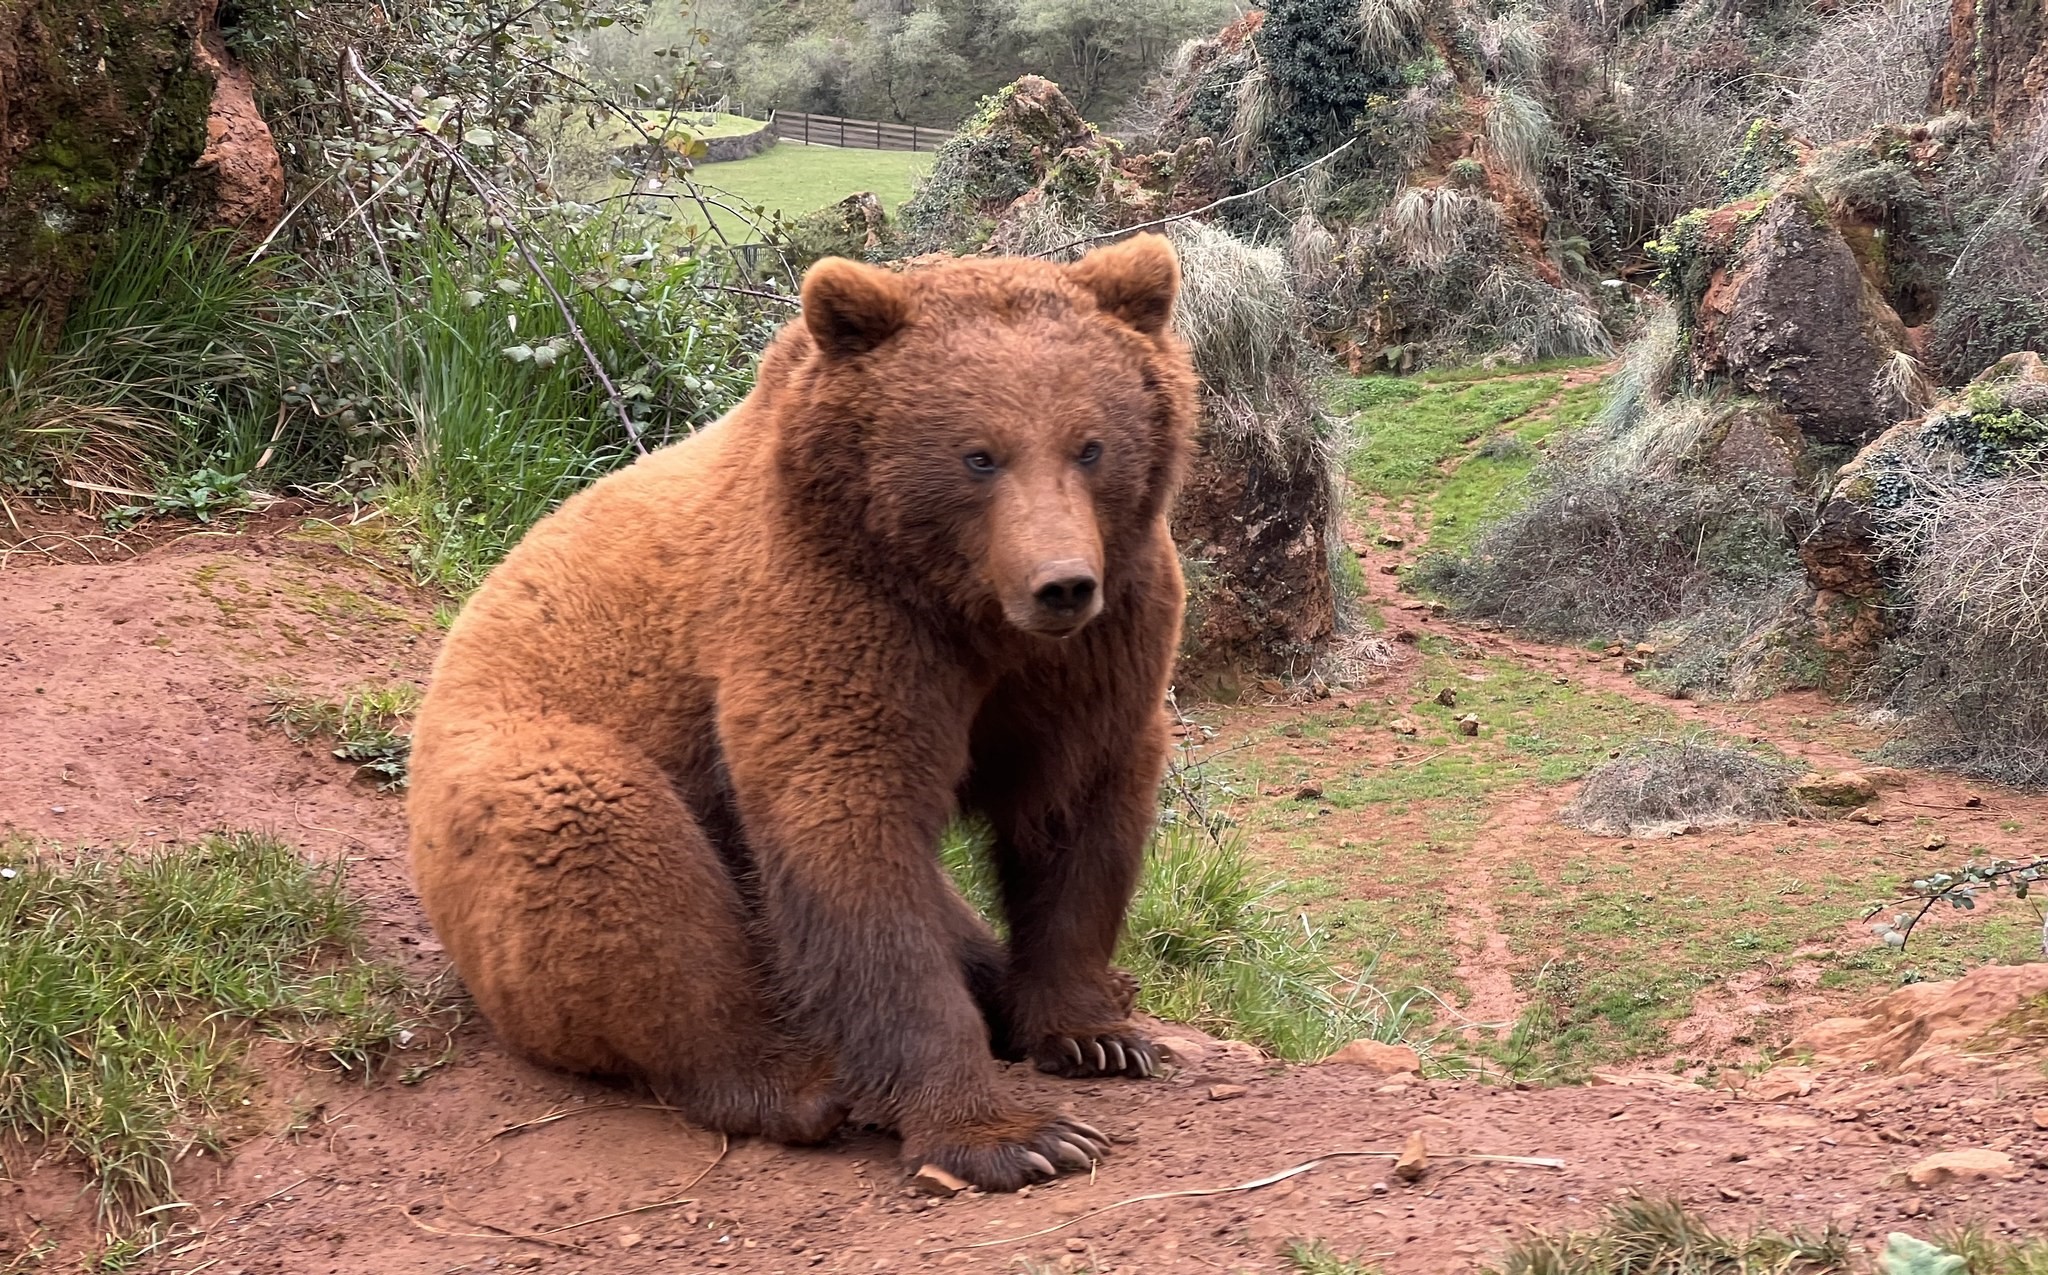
[769,110,954,153]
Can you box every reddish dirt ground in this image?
[7,515,2048,1274]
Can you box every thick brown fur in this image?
[407,236,1199,1191]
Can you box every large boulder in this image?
[1687,187,1910,447]
[0,0,283,352]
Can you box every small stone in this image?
[1370,1181,1388,1195]
[1379,564,1401,576]
[911,1164,970,1197]
[1851,809,1885,825]
[1965,794,1984,808]
[1294,782,1324,801]
[1151,1036,1208,1067]
[618,1231,643,1249]
[1905,1149,2023,1188]
[1923,833,1949,851]
[1718,1186,1743,1202]
[1435,687,1457,707]
[1066,1239,1087,1252]
[1207,1084,1248,1102]
[2030,1106,2048,1131]
[1375,533,1405,548]
[1635,642,1658,656]
[1322,1040,1422,1075]
[1742,1067,1816,1103]
[1394,1131,1428,1183]
[1457,714,1480,737]
[1620,657,1645,673]
[1552,676,1569,685]
[1389,717,1419,736]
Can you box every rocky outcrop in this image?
[1936,0,2048,142]
[0,0,283,352]
[1798,351,2048,658]
[1791,962,2048,1076]
[895,76,1223,260]
[1683,187,1910,447]
[1174,431,1338,693]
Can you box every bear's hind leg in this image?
[410,720,845,1144]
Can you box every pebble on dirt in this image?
[1395,1131,1429,1182]
[911,1165,970,1197]
[1207,1084,1248,1102]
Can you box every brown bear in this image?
[406,234,1198,1191]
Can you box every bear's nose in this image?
[1032,567,1099,615]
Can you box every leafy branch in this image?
[1866,855,2048,951]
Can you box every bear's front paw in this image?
[905,1112,1111,1192]
[1028,1027,1157,1079]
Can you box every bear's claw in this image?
[1035,1030,1156,1079]
[909,1113,1112,1191]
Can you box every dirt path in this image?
[7,516,2048,1274]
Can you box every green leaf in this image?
[1879,1234,1967,1275]
[463,128,497,148]
[502,344,535,363]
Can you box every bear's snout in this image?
[1029,560,1101,632]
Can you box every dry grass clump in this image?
[1170,220,1334,472]
[1561,735,1805,838]
[1385,186,1488,267]
[1356,0,1430,63]
[1416,452,1795,640]
[1482,83,1555,187]
[1785,0,1949,146]
[1876,470,2048,787]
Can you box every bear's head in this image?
[770,235,1199,641]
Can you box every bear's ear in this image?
[1067,233,1179,336]
[802,258,914,359]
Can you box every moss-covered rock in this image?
[0,0,282,352]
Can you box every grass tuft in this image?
[265,683,419,789]
[0,833,429,1222]
[943,818,1425,1062]
[1487,1197,1850,1274]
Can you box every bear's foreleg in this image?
[717,663,1110,1190]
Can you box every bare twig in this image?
[344,48,650,456]
[400,1208,585,1252]
[929,1147,1566,1252]
[532,1133,726,1236]
[1030,136,1361,259]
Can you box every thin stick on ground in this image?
[531,1133,726,1236]
[930,1148,1566,1252]
[400,1208,586,1252]
[480,1100,693,1144]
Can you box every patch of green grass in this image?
[1484,1197,1849,1274]
[942,820,1431,1062]
[1429,380,1609,551]
[265,683,419,789]
[667,142,930,237]
[1335,372,1565,501]
[1288,1239,1386,1274]
[0,834,428,1222]
[1417,356,1608,384]
[1928,1227,2048,1275]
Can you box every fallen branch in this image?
[929,1147,1565,1252]
[1030,136,1361,260]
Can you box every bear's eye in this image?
[1077,441,1103,467]
[964,451,999,476]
